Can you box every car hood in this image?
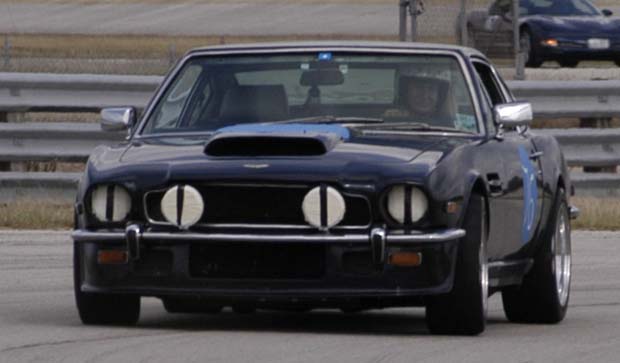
[89,124,475,188]
[526,15,620,35]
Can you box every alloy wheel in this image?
[552,206,571,307]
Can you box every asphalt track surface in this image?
[0,230,619,362]
[2,2,617,37]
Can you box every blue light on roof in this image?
[318,52,333,61]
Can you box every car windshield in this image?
[520,0,600,16]
[141,52,479,135]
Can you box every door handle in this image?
[530,151,544,160]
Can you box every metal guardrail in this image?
[1,123,617,168]
[1,73,620,201]
[507,80,620,119]
[0,72,160,115]
[2,73,620,119]
[0,122,123,162]
[0,171,81,203]
[0,123,617,201]
[535,128,620,168]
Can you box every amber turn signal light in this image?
[542,39,559,47]
[97,250,128,265]
[388,252,422,267]
[445,201,459,214]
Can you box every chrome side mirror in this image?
[484,15,503,31]
[101,107,137,132]
[494,102,533,128]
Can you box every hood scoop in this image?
[205,132,341,157]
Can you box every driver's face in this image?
[407,80,440,115]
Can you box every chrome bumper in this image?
[569,205,580,220]
[71,228,465,245]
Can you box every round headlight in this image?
[387,185,428,224]
[302,186,346,229]
[161,185,204,229]
[90,184,132,223]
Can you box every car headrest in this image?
[219,85,289,123]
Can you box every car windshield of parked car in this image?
[520,0,600,16]
[141,53,479,135]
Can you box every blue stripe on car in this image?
[216,123,351,141]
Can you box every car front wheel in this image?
[501,187,571,324]
[74,244,140,325]
[521,29,543,68]
[425,193,488,335]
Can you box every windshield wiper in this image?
[358,122,475,134]
[271,115,384,125]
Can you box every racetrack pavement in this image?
[2,2,617,38]
[0,230,619,362]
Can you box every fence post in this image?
[399,0,408,41]
[0,35,9,170]
[409,0,419,42]
[0,111,7,171]
[2,35,10,70]
[513,0,525,80]
[168,43,177,68]
[459,0,468,46]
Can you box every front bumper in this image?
[539,37,620,61]
[73,227,464,306]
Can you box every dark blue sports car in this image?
[465,0,620,67]
[72,41,577,335]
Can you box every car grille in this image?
[189,243,325,279]
[144,183,371,228]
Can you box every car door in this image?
[472,59,543,258]
[470,1,514,56]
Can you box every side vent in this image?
[205,135,329,157]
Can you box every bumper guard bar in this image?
[72,226,465,260]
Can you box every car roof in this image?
[186,40,486,59]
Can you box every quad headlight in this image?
[302,185,346,229]
[90,184,132,223]
[160,185,204,229]
[386,185,428,224]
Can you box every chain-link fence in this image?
[399,0,620,78]
[399,0,523,77]
[0,1,617,76]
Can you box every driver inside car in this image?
[383,75,456,128]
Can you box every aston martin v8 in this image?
[72,41,577,335]
[465,0,620,67]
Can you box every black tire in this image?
[341,307,365,314]
[521,29,543,68]
[615,60,620,67]
[502,188,571,324]
[425,193,488,335]
[162,298,223,314]
[232,306,256,314]
[74,244,140,325]
[559,60,579,68]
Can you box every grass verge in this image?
[5,33,404,59]
[572,197,620,231]
[0,197,618,230]
[0,200,73,230]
